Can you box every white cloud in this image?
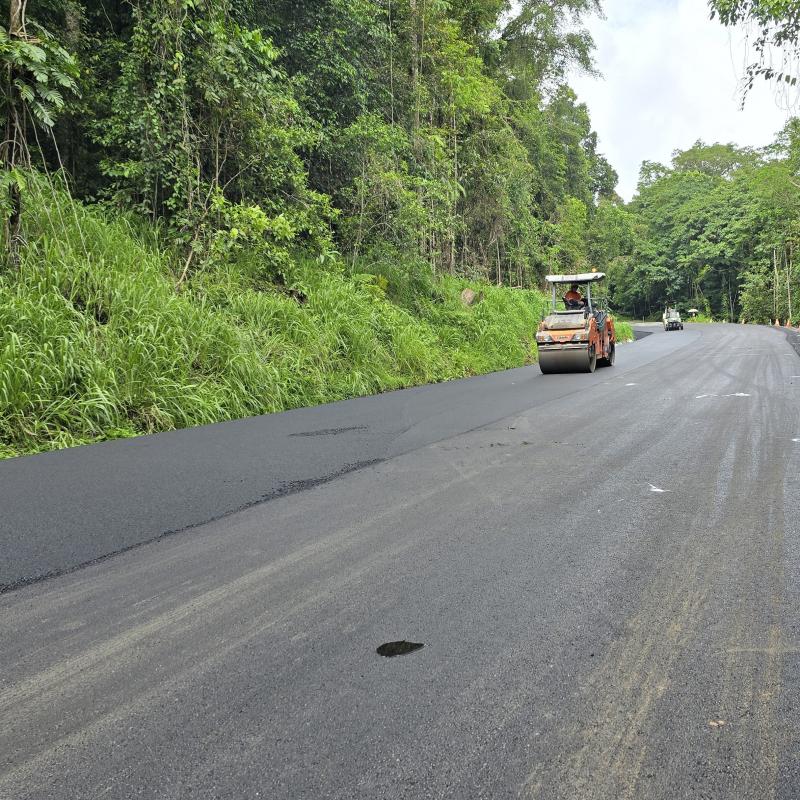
[570,0,793,200]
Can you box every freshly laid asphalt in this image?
[2,323,800,799]
[2,324,683,590]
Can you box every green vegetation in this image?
[7,1,787,457]
[614,320,634,342]
[604,127,800,324]
[0,0,640,458]
[0,175,551,458]
[710,0,800,94]
[600,2,800,324]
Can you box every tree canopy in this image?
[610,129,800,322]
[0,0,622,290]
[0,2,797,324]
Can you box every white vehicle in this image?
[663,308,683,331]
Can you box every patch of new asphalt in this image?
[1,327,691,590]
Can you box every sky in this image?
[569,0,795,200]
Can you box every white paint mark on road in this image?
[695,392,751,399]
[792,438,800,443]
[648,484,671,493]
[625,383,637,387]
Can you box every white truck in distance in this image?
[663,308,683,331]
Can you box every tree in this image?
[0,1,78,265]
[617,133,800,322]
[96,0,331,280]
[0,0,619,293]
[671,140,760,177]
[710,0,800,97]
[502,0,600,98]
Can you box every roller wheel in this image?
[539,357,555,374]
[539,344,599,374]
[586,346,597,373]
[598,342,615,367]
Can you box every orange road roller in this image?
[536,272,616,374]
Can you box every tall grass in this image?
[0,173,550,458]
[614,320,634,342]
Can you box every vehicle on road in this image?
[663,308,684,331]
[536,272,616,374]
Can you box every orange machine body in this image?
[535,272,616,373]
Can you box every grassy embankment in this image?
[613,320,634,341]
[4,176,613,459]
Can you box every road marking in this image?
[695,393,751,399]
[648,484,670,493]
[625,383,637,387]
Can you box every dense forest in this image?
[605,127,800,323]
[6,0,620,283]
[0,0,798,456]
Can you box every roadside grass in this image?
[614,320,634,342]
[0,174,549,458]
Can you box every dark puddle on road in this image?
[376,641,424,657]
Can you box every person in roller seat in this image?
[564,283,584,309]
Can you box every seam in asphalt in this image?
[0,458,384,595]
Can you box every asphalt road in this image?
[2,323,800,799]
[2,324,678,590]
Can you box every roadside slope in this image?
[1,176,552,460]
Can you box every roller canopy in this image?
[545,272,605,284]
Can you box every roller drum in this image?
[538,346,595,374]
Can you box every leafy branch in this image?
[0,8,79,265]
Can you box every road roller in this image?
[536,272,616,374]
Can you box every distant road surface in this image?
[2,323,799,799]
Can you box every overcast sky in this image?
[570,0,794,200]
